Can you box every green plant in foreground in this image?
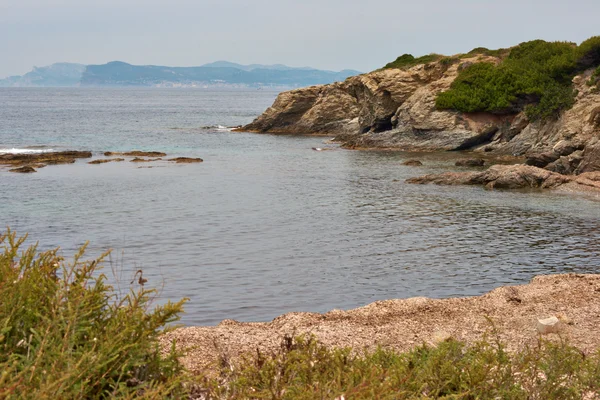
[207,335,600,399]
[0,230,188,399]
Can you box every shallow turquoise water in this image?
[1,88,599,325]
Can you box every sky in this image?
[1,0,599,78]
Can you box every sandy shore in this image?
[160,274,600,375]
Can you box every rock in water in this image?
[167,157,203,163]
[536,316,561,334]
[88,158,125,164]
[130,157,162,163]
[9,166,37,173]
[407,164,572,189]
[0,151,91,166]
[403,160,423,166]
[104,151,167,157]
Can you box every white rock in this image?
[537,316,562,334]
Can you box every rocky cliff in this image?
[241,56,600,176]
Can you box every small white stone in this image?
[537,316,561,334]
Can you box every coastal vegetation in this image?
[436,37,600,120]
[3,232,600,399]
[383,53,443,69]
[382,38,600,121]
[208,334,600,399]
[0,230,188,399]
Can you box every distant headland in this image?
[0,61,361,89]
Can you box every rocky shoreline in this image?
[407,164,600,193]
[238,54,600,192]
[161,274,600,376]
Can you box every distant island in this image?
[0,61,361,88]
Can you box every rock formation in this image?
[407,164,600,192]
[241,56,600,177]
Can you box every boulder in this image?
[552,140,584,157]
[545,150,583,175]
[455,158,485,167]
[576,142,600,173]
[402,160,423,166]
[525,152,560,168]
[536,316,562,334]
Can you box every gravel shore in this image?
[161,274,600,376]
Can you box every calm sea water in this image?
[1,88,599,325]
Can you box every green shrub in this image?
[384,53,443,69]
[0,230,189,399]
[208,335,600,399]
[577,36,600,68]
[587,65,600,87]
[437,38,600,120]
[461,46,511,59]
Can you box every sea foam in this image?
[0,148,55,155]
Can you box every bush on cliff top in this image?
[0,230,189,399]
[384,53,443,69]
[436,37,600,120]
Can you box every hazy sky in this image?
[1,0,599,78]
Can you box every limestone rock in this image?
[536,316,561,334]
[241,57,600,174]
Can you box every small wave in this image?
[0,148,56,155]
[200,125,237,132]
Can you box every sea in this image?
[1,87,599,325]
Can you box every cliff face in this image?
[242,57,600,175]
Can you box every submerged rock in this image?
[168,157,203,163]
[88,158,125,164]
[9,166,37,173]
[130,157,162,163]
[402,160,423,166]
[0,151,92,166]
[104,151,167,157]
